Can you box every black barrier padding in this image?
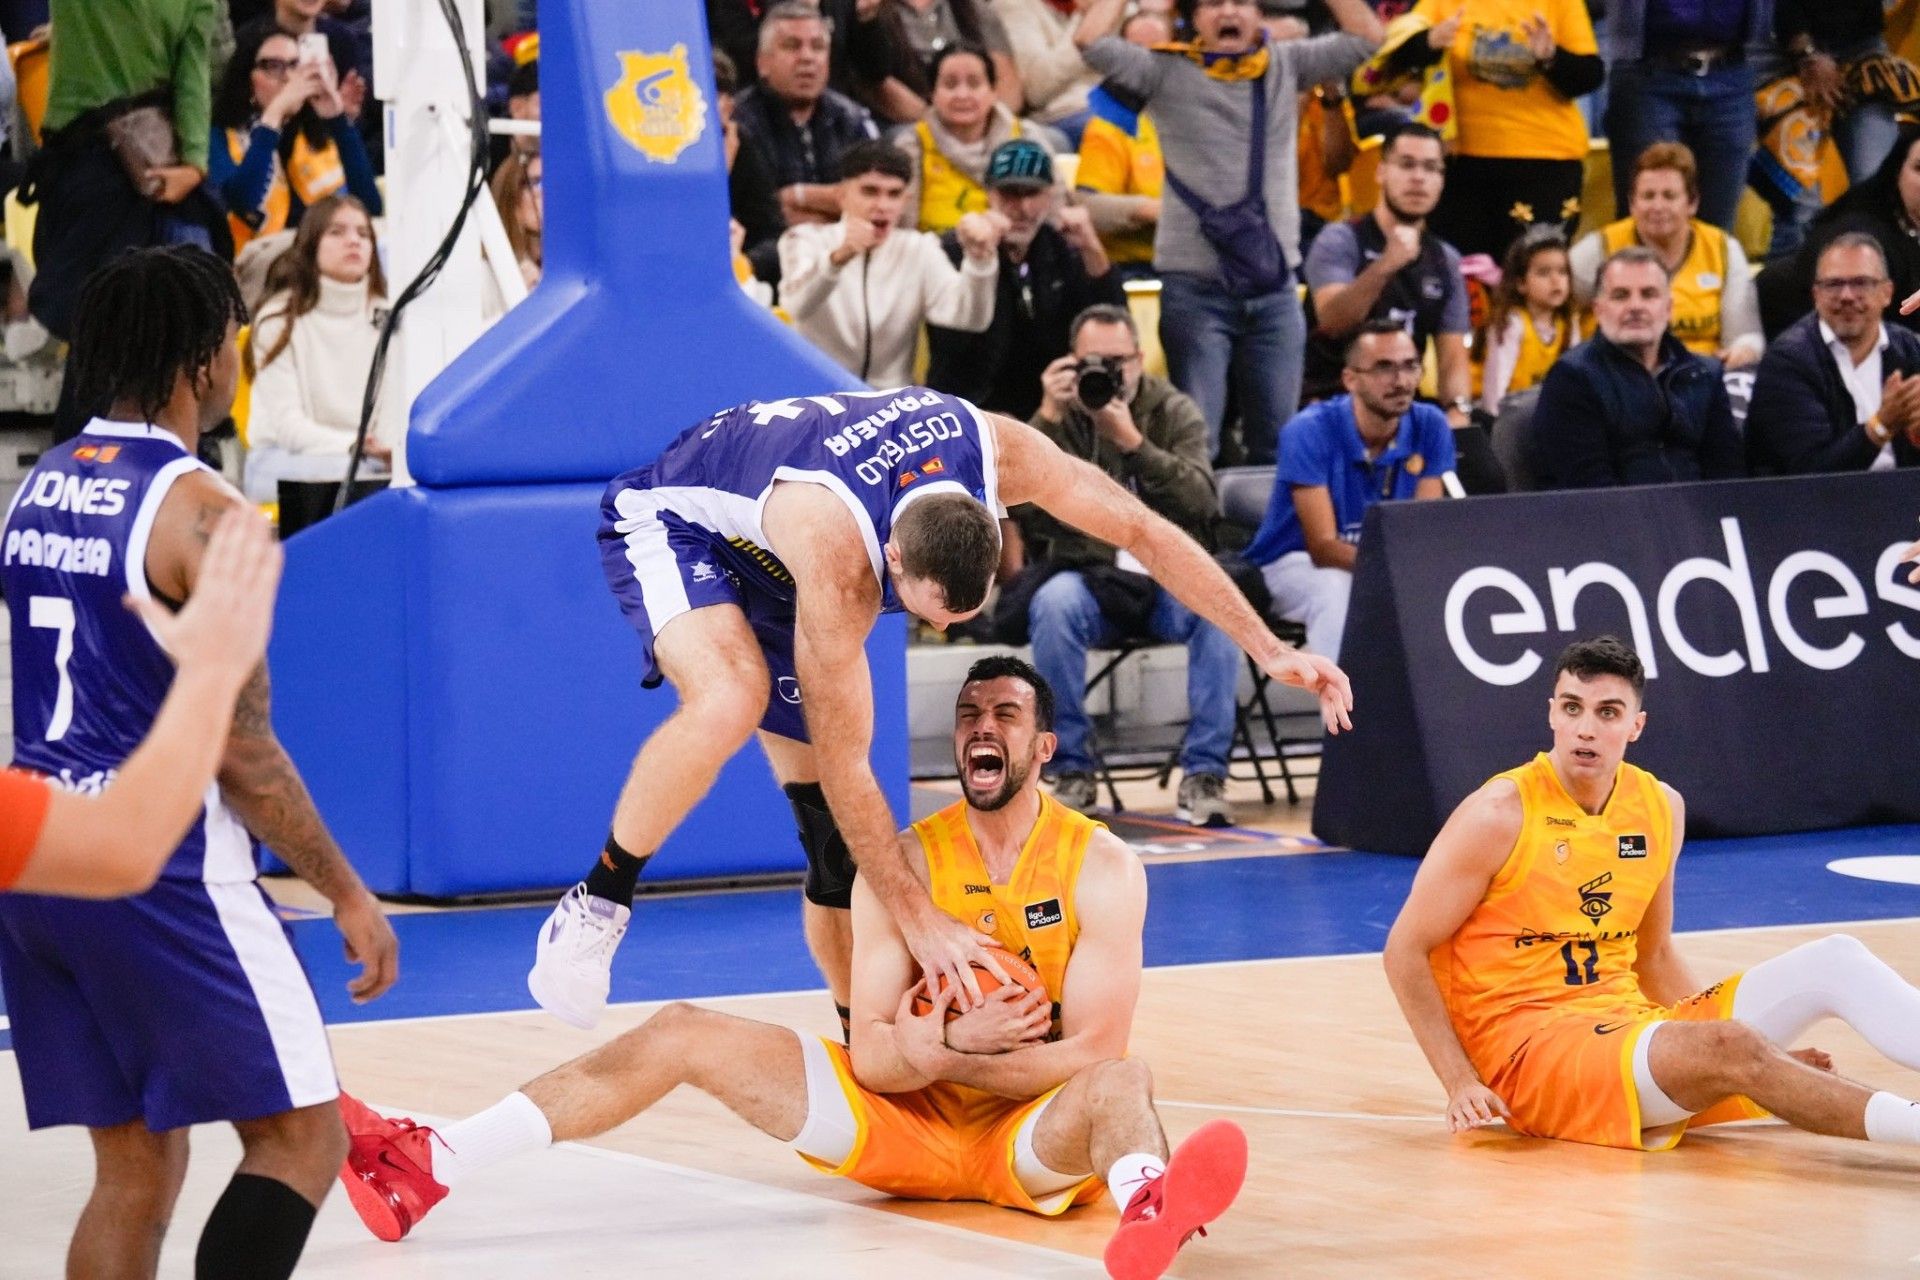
[1312,470,1920,855]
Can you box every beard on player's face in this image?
[957,728,1042,811]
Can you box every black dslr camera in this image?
[1074,355,1128,411]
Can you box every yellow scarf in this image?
[1152,39,1272,81]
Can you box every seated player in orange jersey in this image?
[1385,635,1920,1153]
[334,656,1248,1280]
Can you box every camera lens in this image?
[1075,362,1118,411]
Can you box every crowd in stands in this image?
[9,0,1920,822]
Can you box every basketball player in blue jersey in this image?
[528,386,1354,1037]
[0,507,283,899]
[0,247,398,1280]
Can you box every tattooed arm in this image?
[146,474,399,1001]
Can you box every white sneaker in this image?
[527,883,631,1029]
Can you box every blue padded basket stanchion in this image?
[265,0,900,896]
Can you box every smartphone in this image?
[297,32,328,67]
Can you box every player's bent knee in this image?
[1696,1020,1774,1090]
[1813,932,1871,963]
[1078,1057,1152,1109]
[785,782,855,909]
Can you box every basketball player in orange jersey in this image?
[1385,634,1920,1152]
[335,657,1247,1279]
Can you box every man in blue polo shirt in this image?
[1245,319,1453,659]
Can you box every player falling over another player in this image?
[340,657,1248,1280]
[1385,635,1920,1152]
[531,385,1351,1038]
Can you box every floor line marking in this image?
[383,1106,1103,1269]
[1157,1099,1446,1124]
[317,916,1920,1033]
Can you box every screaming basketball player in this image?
[528,385,1352,1038]
[340,658,1247,1280]
[1385,635,1920,1153]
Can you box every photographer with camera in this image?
[1012,303,1244,826]
[927,139,1124,419]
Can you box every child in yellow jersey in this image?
[332,658,1249,1280]
[1386,635,1920,1153]
[1479,227,1582,413]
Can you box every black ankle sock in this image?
[194,1173,317,1280]
[584,834,651,908]
[836,1002,853,1045]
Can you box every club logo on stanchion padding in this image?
[604,44,707,163]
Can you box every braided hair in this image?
[68,246,247,426]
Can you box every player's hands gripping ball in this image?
[911,950,1044,1020]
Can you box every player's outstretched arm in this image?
[773,486,1008,1007]
[146,472,398,1002]
[1382,781,1521,1133]
[1901,523,1920,583]
[10,509,281,898]
[897,832,1146,1100]
[990,413,1353,733]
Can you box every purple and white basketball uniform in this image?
[598,387,1003,742]
[0,419,336,1131]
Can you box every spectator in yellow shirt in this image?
[892,44,1063,234]
[1403,0,1603,261]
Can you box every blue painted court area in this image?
[284,822,1920,1027]
[3,825,1918,1049]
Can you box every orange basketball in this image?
[910,952,1045,1021]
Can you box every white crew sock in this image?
[1107,1151,1165,1209]
[431,1091,553,1186]
[1864,1091,1920,1145]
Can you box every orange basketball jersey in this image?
[1434,752,1675,1074]
[797,794,1107,1213]
[916,793,1097,1057]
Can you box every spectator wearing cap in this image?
[779,140,1004,387]
[1074,0,1384,466]
[1074,10,1170,279]
[891,44,1066,235]
[735,2,882,228]
[1746,233,1920,475]
[926,138,1123,417]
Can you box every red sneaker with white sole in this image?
[1103,1120,1249,1280]
[336,1091,450,1242]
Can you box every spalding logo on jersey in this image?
[604,45,706,163]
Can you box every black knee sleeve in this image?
[784,782,855,908]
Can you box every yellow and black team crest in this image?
[604,45,707,163]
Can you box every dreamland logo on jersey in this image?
[604,45,706,163]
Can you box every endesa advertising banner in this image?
[1314,470,1920,855]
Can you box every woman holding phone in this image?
[208,23,382,255]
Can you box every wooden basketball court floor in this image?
[5,784,1920,1277]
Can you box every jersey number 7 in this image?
[29,595,75,742]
